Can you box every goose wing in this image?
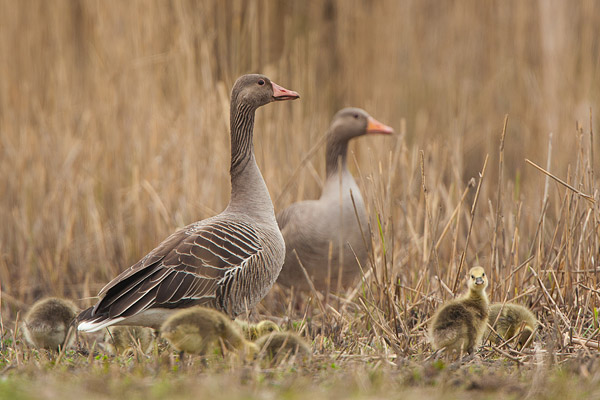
[80,218,262,329]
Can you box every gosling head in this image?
[467,266,488,292]
[255,320,280,337]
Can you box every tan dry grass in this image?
[1,0,600,384]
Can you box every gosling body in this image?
[235,319,280,340]
[160,307,257,357]
[22,297,79,351]
[486,303,537,347]
[430,267,489,355]
[255,331,311,360]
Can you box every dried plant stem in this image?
[435,179,475,251]
[526,159,594,203]
[492,115,508,276]
[420,150,440,278]
[452,154,489,293]
[294,250,327,318]
[274,133,329,208]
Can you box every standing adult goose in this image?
[77,74,299,332]
[276,108,393,291]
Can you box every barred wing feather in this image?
[82,219,263,328]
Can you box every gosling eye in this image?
[258,79,265,86]
[471,275,475,279]
[482,273,485,276]
[353,114,359,119]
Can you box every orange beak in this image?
[272,81,300,101]
[366,116,394,135]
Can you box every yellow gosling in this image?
[429,266,489,356]
[104,326,154,355]
[486,303,538,348]
[255,331,311,362]
[233,319,253,340]
[22,297,79,351]
[255,320,280,338]
[160,307,257,359]
[235,319,281,340]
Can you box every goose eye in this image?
[353,114,359,119]
[258,79,265,86]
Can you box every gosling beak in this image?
[475,277,484,285]
[366,116,394,135]
[272,82,300,101]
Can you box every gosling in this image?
[429,266,489,356]
[235,319,281,340]
[160,307,257,359]
[255,331,311,361]
[104,326,154,355]
[485,303,538,348]
[22,297,79,351]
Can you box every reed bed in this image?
[1,1,600,398]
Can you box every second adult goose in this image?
[77,74,299,332]
[276,108,393,291]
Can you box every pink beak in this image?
[272,81,300,101]
[366,116,394,135]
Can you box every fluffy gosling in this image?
[485,303,538,348]
[105,326,154,355]
[255,320,280,337]
[429,266,489,356]
[255,331,311,361]
[22,297,79,351]
[160,307,257,359]
[235,319,281,340]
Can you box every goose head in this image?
[231,74,299,110]
[329,107,394,143]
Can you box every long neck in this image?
[230,100,255,175]
[226,100,275,221]
[325,132,349,178]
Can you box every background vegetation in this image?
[1,1,600,398]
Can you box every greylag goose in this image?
[485,303,537,348]
[22,297,79,350]
[160,306,257,358]
[429,266,489,355]
[255,331,311,361]
[276,108,393,291]
[77,74,299,332]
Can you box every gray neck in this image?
[325,133,350,178]
[226,99,275,221]
[230,100,255,175]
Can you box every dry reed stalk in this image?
[526,159,594,203]
[1,2,600,376]
[452,154,489,293]
[492,115,509,281]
